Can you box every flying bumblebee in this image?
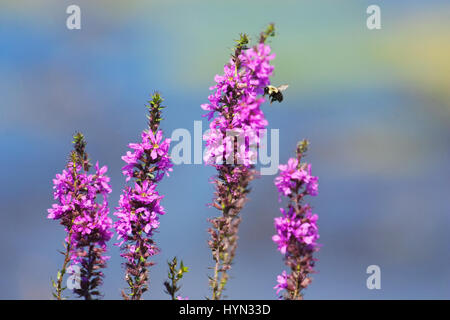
[264,84,289,103]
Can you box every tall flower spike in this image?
[202,24,277,300]
[273,140,319,300]
[114,92,173,300]
[48,132,113,300]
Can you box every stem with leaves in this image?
[164,257,189,300]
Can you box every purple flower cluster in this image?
[114,179,166,258]
[275,159,318,199]
[203,25,278,300]
[272,207,319,255]
[48,133,113,299]
[114,130,171,252]
[113,93,172,299]
[272,141,319,299]
[48,162,112,264]
[202,42,275,165]
[274,271,289,295]
[121,130,172,182]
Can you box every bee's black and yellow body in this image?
[264,85,288,103]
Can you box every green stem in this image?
[55,230,72,300]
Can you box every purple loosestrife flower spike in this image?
[273,140,319,300]
[48,132,113,300]
[202,24,278,300]
[114,92,173,300]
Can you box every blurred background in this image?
[1,0,450,299]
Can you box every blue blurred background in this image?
[1,0,450,299]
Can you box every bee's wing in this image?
[277,84,289,92]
